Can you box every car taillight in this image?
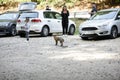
[17,20,21,23]
[31,19,41,22]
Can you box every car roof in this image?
[99,8,120,12]
[20,10,59,13]
[18,10,61,19]
[0,11,20,17]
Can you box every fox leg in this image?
[60,41,63,46]
[55,40,58,45]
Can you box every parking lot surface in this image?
[0,35,120,80]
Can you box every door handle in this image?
[47,20,51,22]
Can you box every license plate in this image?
[21,26,25,30]
[83,31,94,34]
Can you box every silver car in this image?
[79,8,120,40]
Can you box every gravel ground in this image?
[0,35,120,80]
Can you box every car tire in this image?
[110,27,118,39]
[81,37,88,40]
[68,25,75,35]
[10,25,17,36]
[41,26,49,37]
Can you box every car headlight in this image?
[98,24,108,29]
[5,24,8,26]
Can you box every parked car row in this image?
[0,2,76,37]
[0,2,120,40]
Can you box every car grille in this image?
[82,27,98,31]
[0,30,4,32]
[0,28,5,32]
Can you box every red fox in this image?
[53,35,64,46]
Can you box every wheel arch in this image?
[9,22,16,28]
[109,25,118,39]
[69,24,75,31]
[111,25,118,32]
[42,25,50,32]
[68,24,76,35]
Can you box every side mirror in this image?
[117,15,120,19]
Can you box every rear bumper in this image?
[18,30,41,34]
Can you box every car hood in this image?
[81,19,112,27]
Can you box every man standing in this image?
[90,3,97,16]
[46,5,51,10]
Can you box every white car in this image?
[79,8,120,40]
[16,2,76,37]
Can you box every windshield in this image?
[91,10,117,20]
[0,13,19,20]
[19,12,38,18]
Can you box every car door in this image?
[44,11,58,32]
[52,12,62,32]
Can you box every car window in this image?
[0,13,19,19]
[53,12,62,20]
[91,10,117,20]
[19,2,37,11]
[116,11,120,18]
[44,12,54,19]
[19,12,38,18]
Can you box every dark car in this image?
[0,11,20,36]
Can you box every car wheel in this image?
[41,26,49,37]
[110,27,118,39]
[81,37,88,40]
[68,25,75,35]
[10,25,17,36]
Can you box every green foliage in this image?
[0,0,9,5]
[115,0,120,2]
[0,0,120,11]
[70,18,86,35]
[53,1,65,7]
[11,0,31,2]
[66,2,74,9]
[37,1,46,9]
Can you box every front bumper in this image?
[0,27,10,34]
[79,30,109,38]
[18,30,41,34]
